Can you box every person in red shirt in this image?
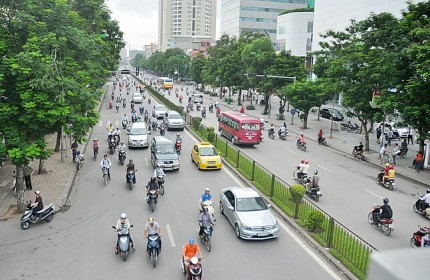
[239,106,245,113]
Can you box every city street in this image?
[0,81,342,280]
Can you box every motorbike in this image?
[297,142,307,152]
[179,96,183,103]
[116,103,120,112]
[147,190,158,212]
[157,176,165,195]
[196,103,201,111]
[139,106,144,115]
[159,124,166,136]
[122,119,128,129]
[176,91,179,98]
[122,100,126,108]
[112,224,133,261]
[102,167,109,186]
[109,139,116,155]
[293,167,308,185]
[114,134,120,146]
[268,128,275,140]
[410,225,430,248]
[201,110,206,119]
[199,225,213,252]
[306,185,322,202]
[175,140,182,155]
[216,108,220,118]
[368,205,394,236]
[76,151,84,170]
[341,121,359,132]
[181,256,203,280]
[131,115,137,123]
[412,197,430,219]
[147,234,161,267]
[375,171,395,191]
[126,170,136,190]
[20,202,55,230]
[151,121,158,131]
[119,150,126,166]
[278,130,287,141]
[352,146,365,160]
[318,137,328,146]
[208,106,214,113]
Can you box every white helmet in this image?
[205,188,210,192]
[120,213,127,219]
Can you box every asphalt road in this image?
[0,82,342,280]
[160,82,427,252]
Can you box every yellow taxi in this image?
[191,142,222,170]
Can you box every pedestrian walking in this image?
[22,164,33,190]
[387,129,394,146]
[380,144,388,165]
[407,126,414,144]
[376,125,382,144]
[414,152,424,173]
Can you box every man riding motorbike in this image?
[382,164,395,185]
[118,141,127,160]
[182,239,203,279]
[306,170,320,192]
[144,217,163,251]
[100,154,112,180]
[301,160,310,181]
[31,191,44,219]
[317,129,324,144]
[114,213,135,254]
[199,206,215,237]
[372,198,393,224]
[419,189,430,211]
[146,176,160,201]
[199,188,213,212]
[125,159,136,184]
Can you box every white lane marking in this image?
[317,164,332,173]
[365,189,383,199]
[223,166,245,187]
[284,147,296,154]
[278,220,342,280]
[144,157,149,165]
[1,192,7,200]
[165,224,176,247]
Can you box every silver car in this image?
[163,110,185,131]
[152,104,168,119]
[219,187,279,240]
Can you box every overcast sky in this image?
[106,0,221,50]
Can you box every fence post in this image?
[270,174,275,197]
[251,161,255,181]
[294,201,300,219]
[225,141,228,157]
[327,217,335,248]
[236,150,240,168]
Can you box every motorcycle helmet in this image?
[305,160,309,164]
[129,159,133,163]
[205,188,210,192]
[148,217,154,223]
[93,138,98,141]
[121,213,127,219]
[383,198,389,204]
[385,163,390,167]
[121,141,124,145]
[427,189,430,194]
[314,170,318,175]
[189,239,195,245]
[300,160,305,164]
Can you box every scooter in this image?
[102,167,109,186]
[268,128,275,140]
[199,224,213,252]
[112,224,133,261]
[368,205,394,236]
[412,197,430,219]
[297,142,307,152]
[119,150,126,166]
[181,255,203,280]
[20,202,54,230]
[278,130,287,141]
[76,151,84,170]
[147,190,158,212]
[126,170,136,190]
[175,140,182,155]
[410,225,430,248]
[306,185,322,202]
[352,146,365,160]
[147,234,161,267]
[109,139,116,155]
[318,137,328,146]
[375,171,395,191]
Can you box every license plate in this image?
[388,224,394,229]
[257,232,269,237]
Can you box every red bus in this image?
[218,111,262,145]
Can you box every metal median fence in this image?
[145,81,374,280]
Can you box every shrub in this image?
[289,184,305,203]
[245,104,255,110]
[304,211,325,232]
[207,127,215,143]
[192,117,202,130]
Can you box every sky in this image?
[106,0,221,50]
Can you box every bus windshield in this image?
[241,123,260,131]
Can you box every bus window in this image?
[241,123,260,131]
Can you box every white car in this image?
[152,104,168,119]
[132,92,143,104]
[163,110,184,130]
[128,122,149,148]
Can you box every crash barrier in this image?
[187,116,374,280]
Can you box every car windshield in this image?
[133,93,141,97]
[169,113,182,120]
[241,123,260,131]
[236,197,268,211]
[130,127,147,135]
[155,105,166,111]
[199,147,217,156]
[393,122,407,128]
[156,144,175,154]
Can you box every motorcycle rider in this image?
[176,133,182,143]
[268,123,275,138]
[199,206,215,237]
[31,191,44,219]
[199,188,213,211]
[154,165,165,179]
[317,129,324,144]
[100,154,112,180]
[125,159,136,184]
[122,113,129,125]
[372,198,393,224]
[306,170,320,192]
[182,239,203,279]
[295,160,305,180]
[382,164,395,184]
[419,189,430,211]
[355,141,364,156]
[144,217,163,251]
[151,116,157,130]
[420,228,430,247]
[279,123,287,138]
[378,163,391,184]
[146,176,160,202]
[71,140,79,162]
[297,134,306,147]
[208,103,214,112]
[107,122,114,133]
[113,127,121,144]
[118,141,127,160]
[114,213,135,254]
[301,160,310,181]
[201,106,207,118]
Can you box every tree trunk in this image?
[15,164,25,212]
[263,95,269,115]
[55,129,61,152]
[38,158,47,175]
[237,90,242,105]
[302,112,308,129]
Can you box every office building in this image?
[158,0,217,51]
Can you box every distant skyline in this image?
[107,0,221,50]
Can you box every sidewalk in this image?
[0,83,109,221]
[206,92,430,188]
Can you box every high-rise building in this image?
[158,0,217,51]
[220,0,308,46]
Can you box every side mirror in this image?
[227,205,234,211]
[267,203,272,208]
[112,226,116,229]
[130,225,134,228]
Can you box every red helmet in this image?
[300,160,305,164]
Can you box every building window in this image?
[307,21,313,33]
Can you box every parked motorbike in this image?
[147,190,158,212]
[112,224,133,261]
[410,225,430,248]
[368,205,394,236]
[181,256,203,280]
[199,225,213,252]
[109,139,116,155]
[375,171,395,191]
[157,176,165,195]
[175,140,182,155]
[127,170,136,190]
[76,151,84,170]
[352,146,365,160]
[119,150,126,166]
[412,197,430,219]
[147,234,161,267]
[20,202,54,230]
[341,121,359,132]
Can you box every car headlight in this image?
[200,159,206,164]
[173,160,180,164]
[273,221,279,229]
[217,158,222,163]
[241,223,251,231]
[155,160,163,165]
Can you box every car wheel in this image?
[220,202,224,215]
[234,224,241,239]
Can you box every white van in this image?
[191,93,203,104]
[128,122,149,148]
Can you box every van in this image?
[150,136,180,170]
[128,122,149,148]
[191,93,203,104]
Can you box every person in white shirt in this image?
[100,155,112,180]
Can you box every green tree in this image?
[190,53,207,88]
